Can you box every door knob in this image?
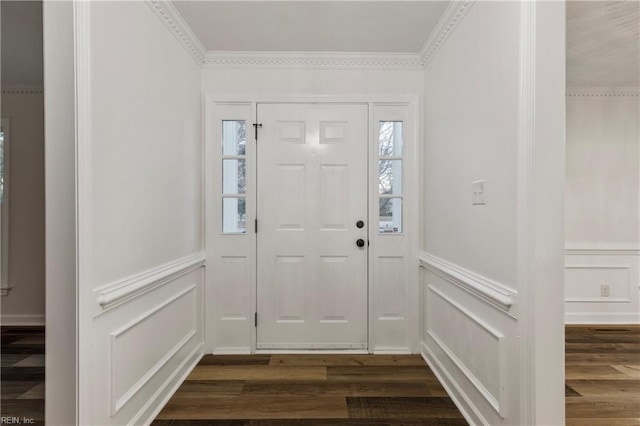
[356,239,365,248]
[356,220,364,229]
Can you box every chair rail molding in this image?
[95,252,205,312]
[418,252,516,314]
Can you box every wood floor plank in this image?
[566,353,640,365]
[346,396,465,419]
[153,419,469,425]
[327,365,435,382]
[612,365,640,379]
[566,418,640,426]
[566,396,640,418]
[566,343,640,353]
[567,380,640,397]
[156,396,348,420]
[199,355,271,366]
[269,354,426,367]
[171,380,245,398]
[186,365,327,381]
[566,365,631,380]
[241,380,441,397]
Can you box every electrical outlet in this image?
[472,180,486,205]
[601,284,610,297]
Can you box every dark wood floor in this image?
[2,325,638,425]
[565,325,640,426]
[153,354,467,425]
[0,326,45,425]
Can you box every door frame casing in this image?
[204,94,421,354]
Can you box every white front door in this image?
[256,103,368,349]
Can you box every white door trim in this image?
[205,93,420,354]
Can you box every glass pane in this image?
[379,121,403,157]
[222,197,246,233]
[379,198,402,234]
[223,159,246,194]
[379,160,402,195]
[222,120,246,156]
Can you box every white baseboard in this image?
[1,315,45,326]
[213,347,252,355]
[565,312,640,325]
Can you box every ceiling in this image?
[567,1,639,87]
[173,1,449,53]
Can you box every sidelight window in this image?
[378,121,403,234]
[222,120,247,233]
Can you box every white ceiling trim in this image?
[566,87,640,98]
[146,0,207,64]
[148,0,472,70]
[419,0,474,67]
[202,51,423,69]
[1,85,44,95]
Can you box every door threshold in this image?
[255,349,369,354]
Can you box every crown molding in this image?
[419,0,474,67]
[146,0,207,64]
[202,51,423,70]
[151,0,473,70]
[566,87,640,97]
[1,86,44,95]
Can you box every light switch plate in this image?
[472,180,486,205]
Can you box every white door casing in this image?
[256,103,369,349]
[206,96,418,354]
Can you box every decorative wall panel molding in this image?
[146,0,207,64]
[565,265,631,303]
[419,252,515,313]
[426,285,505,417]
[421,342,485,426]
[130,342,203,425]
[96,252,205,311]
[110,284,197,414]
[565,247,640,256]
[566,87,640,97]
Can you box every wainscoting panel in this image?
[419,255,520,425]
[89,263,205,426]
[565,247,640,324]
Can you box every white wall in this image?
[44,2,204,425]
[420,2,565,425]
[202,67,423,96]
[0,92,45,325]
[565,93,640,323]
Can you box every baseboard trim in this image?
[565,313,640,325]
[421,341,485,426]
[137,342,204,426]
[1,315,45,326]
[213,347,252,355]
